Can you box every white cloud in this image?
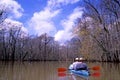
[0,0,27,37]
[47,0,79,8]
[62,7,83,30]
[54,30,73,42]
[32,8,60,20]
[28,0,65,36]
[54,7,83,42]
[28,0,81,42]
[0,0,24,19]
[29,8,60,35]
[1,18,28,33]
[57,0,79,5]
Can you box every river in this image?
[0,61,120,80]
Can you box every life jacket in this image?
[69,62,88,70]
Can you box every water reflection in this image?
[0,61,120,80]
[58,72,89,80]
[0,61,59,80]
[88,62,120,80]
[100,62,120,80]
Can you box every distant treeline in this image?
[0,27,80,61]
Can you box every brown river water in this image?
[0,61,120,80]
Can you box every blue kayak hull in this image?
[69,70,89,77]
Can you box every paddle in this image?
[91,72,101,77]
[58,66,100,72]
[58,67,67,72]
[89,66,100,70]
[58,72,67,77]
[58,72,101,77]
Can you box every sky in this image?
[0,0,84,43]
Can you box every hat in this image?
[79,57,83,60]
[75,58,79,61]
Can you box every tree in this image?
[74,0,120,61]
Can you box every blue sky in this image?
[0,0,83,43]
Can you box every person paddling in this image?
[69,57,88,71]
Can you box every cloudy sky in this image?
[0,0,83,43]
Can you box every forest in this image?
[0,0,120,62]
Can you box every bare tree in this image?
[74,0,120,61]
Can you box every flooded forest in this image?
[0,0,120,62]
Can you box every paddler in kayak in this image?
[69,57,88,71]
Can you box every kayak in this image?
[68,62,90,78]
[69,69,90,77]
